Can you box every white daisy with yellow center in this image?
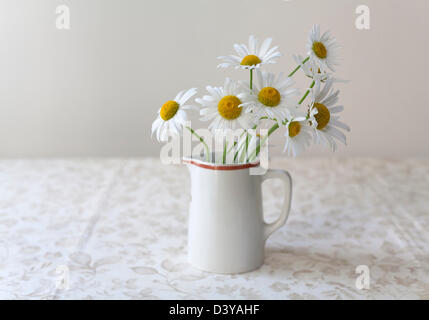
[217,35,281,70]
[309,77,350,151]
[240,70,298,123]
[151,88,197,141]
[196,78,255,131]
[307,24,340,72]
[283,111,313,157]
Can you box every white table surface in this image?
[0,157,428,299]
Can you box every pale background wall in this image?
[0,0,428,158]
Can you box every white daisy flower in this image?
[293,54,327,82]
[241,70,298,123]
[309,77,350,151]
[217,35,281,70]
[306,24,340,72]
[151,88,197,142]
[283,110,313,157]
[293,54,349,84]
[196,78,255,131]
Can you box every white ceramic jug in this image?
[184,157,292,274]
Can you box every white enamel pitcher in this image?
[184,157,292,274]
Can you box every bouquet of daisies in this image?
[152,25,350,163]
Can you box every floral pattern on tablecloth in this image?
[0,158,428,299]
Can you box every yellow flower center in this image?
[258,87,281,107]
[288,121,301,138]
[241,55,261,66]
[312,41,327,59]
[313,102,330,130]
[217,95,242,120]
[160,100,179,121]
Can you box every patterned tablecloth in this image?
[0,158,428,300]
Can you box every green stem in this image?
[298,80,315,105]
[233,145,240,163]
[222,140,227,164]
[248,122,280,162]
[250,69,253,90]
[230,116,273,162]
[233,134,247,163]
[230,116,270,161]
[288,56,310,77]
[185,126,210,162]
[228,140,238,154]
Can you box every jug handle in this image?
[262,169,293,240]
